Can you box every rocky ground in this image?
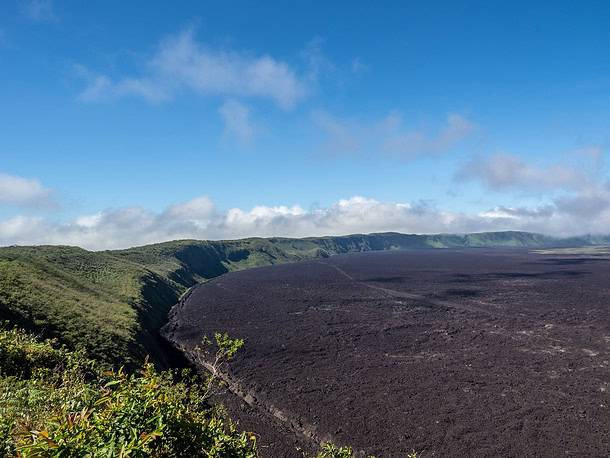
[163,249,610,457]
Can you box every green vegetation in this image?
[0,246,148,368]
[314,443,418,458]
[0,231,607,369]
[533,246,610,255]
[0,326,256,457]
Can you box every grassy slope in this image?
[0,231,606,367]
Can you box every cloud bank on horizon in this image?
[2,171,610,250]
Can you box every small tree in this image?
[193,332,244,399]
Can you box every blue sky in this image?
[2,0,610,248]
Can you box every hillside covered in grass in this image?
[0,231,607,367]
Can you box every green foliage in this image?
[193,333,245,400]
[316,443,355,458]
[314,443,418,458]
[0,327,256,457]
[0,324,71,378]
[0,247,148,367]
[199,333,245,363]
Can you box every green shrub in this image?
[0,327,256,457]
[314,442,418,458]
[316,443,355,458]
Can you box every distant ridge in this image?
[1,230,608,367]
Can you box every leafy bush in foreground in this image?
[0,326,256,457]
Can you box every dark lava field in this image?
[163,249,610,457]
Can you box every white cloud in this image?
[315,111,476,159]
[0,215,45,244]
[475,191,610,236]
[21,0,55,22]
[479,206,554,220]
[218,100,255,145]
[77,73,169,104]
[0,172,53,207]
[77,29,307,109]
[0,195,456,250]
[74,213,102,228]
[456,152,589,192]
[450,150,610,235]
[163,196,215,227]
[3,191,610,250]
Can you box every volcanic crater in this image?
[163,249,610,457]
